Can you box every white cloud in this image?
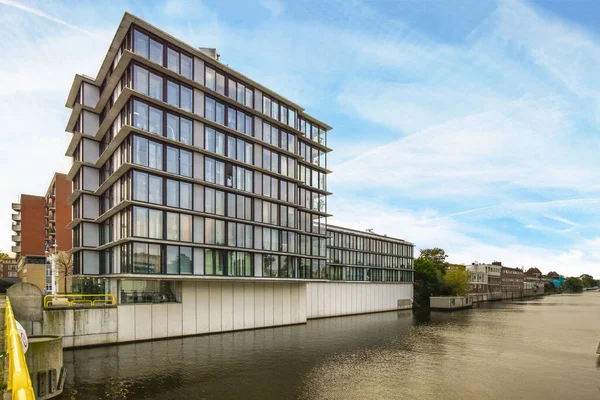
[259,0,284,17]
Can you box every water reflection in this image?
[61,293,600,400]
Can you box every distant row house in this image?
[466,261,546,301]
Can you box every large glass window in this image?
[134,66,149,96]
[149,73,163,101]
[149,39,163,65]
[133,171,149,202]
[149,209,162,239]
[167,48,179,74]
[166,212,179,240]
[120,279,181,303]
[133,206,148,237]
[181,54,192,80]
[167,81,179,107]
[134,30,149,58]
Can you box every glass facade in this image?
[68,24,412,286]
[326,226,414,282]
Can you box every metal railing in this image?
[43,294,116,308]
[5,297,35,399]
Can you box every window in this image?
[166,147,192,177]
[205,249,252,276]
[133,136,149,166]
[149,141,162,169]
[149,39,163,65]
[167,81,192,112]
[166,212,179,240]
[181,54,192,80]
[149,73,163,101]
[149,209,162,239]
[134,30,149,59]
[167,48,179,74]
[133,171,149,202]
[120,279,181,303]
[205,157,225,185]
[205,67,215,90]
[166,245,193,274]
[164,113,193,145]
[133,206,148,237]
[133,243,162,274]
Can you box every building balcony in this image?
[11,234,21,242]
[11,245,21,254]
[12,213,21,222]
[11,203,20,212]
[12,223,21,232]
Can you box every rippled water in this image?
[61,293,600,399]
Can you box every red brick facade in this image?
[20,194,46,258]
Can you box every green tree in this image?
[413,257,442,308]
[0,252,9,260]
[443,268,469,296]
[564,277,584,293]
[580,274,595,288]
[419,248,449,274]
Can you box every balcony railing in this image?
[11,213,20,222]
[11,203,21,212]
[12,224,21,232]
[11,234,20,242]
[11,245,21,253]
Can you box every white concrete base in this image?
[306,282,413,319]
[41,280,414,348]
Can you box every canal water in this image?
[61,293,600,399]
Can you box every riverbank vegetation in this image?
[413,248,469,308]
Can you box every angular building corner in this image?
[62,12,414,337]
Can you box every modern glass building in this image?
[326,225,414,283]
[62,13,413,340]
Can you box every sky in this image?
[1,0,600,277]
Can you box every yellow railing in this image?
[5,297,35,400]
[43,294,116,308]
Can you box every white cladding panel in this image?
[305,282,413,319]
[82,110,99,135]
[82,82,100,108]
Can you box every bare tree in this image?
[54,251,73,294]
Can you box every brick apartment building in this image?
[12,173,72,292]
[501,266,524,299]
[0,257,19,282]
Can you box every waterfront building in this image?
[45,173,73,293]
[524,267,545,296]
[501,266,524,299]
[59,12,413,341]
[466,264,488,295]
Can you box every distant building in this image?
[467,262,501,299]
[524,267,545,296]
[501,266,524,299]
[44,173,73,293]
[17,255,46,290]
[0,257,20,283]
[448,264,466,271]
[12,173,72,292]
[11,195,45,260]
[466,264,488,294]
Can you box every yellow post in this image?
[5,297,36,400]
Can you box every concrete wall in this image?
[41,307,118,348]
[39,280,414,348]
[306,282,413,319]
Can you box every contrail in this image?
[0,0,96,37]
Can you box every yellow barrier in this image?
[43,294,115,308]
[5,297,35,400]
